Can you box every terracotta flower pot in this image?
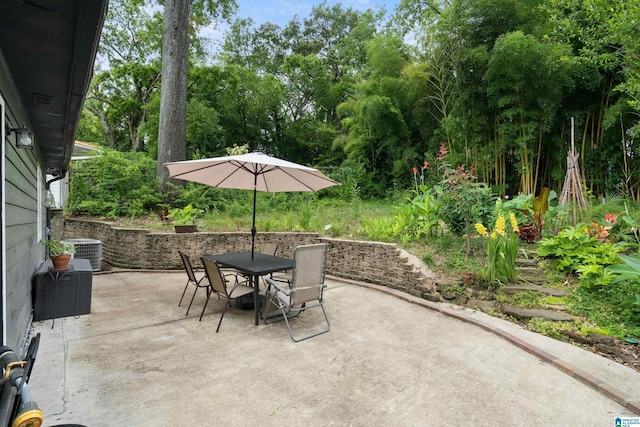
[50,254,72,271]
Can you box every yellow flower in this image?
[495,215,506,236]
[475,223,488,237]
[509,212,519,233]
[490,231,497,239]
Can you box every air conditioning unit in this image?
[62,238,102,271]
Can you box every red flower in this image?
[437,142,448,160]
[605,213,618,224]
[423,161,429,170]
[412,166,418,175]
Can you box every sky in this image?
[234,0,399,27]
[203,0,400,54]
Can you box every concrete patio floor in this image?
[29,271,640,426]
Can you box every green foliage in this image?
[605,253,640,323]
[425,234,485,274]
[41,239,75,256]
[358,216,398,242]
[434,161,495,237]
[89,0,640,205]
[497,291,544,308]
[572,276,640,339]
[67,149,162,218]
[536,224,621,275]
[475,212,520,286]
[168,182,231,213]
[541,296,569,306]
[394,188,442,241]
[167,204,204,225]
[575,264,617,289]
[527,318,575,340]
[502,189,565,241]
[298,203,312,230]
[537,222,640,337]
[603,201,640,246]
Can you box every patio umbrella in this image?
[165,152,340,258]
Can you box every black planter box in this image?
[235,293,263,311]
[32,259,93,321]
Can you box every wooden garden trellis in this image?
[559,117,588,224]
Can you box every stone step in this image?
[518,266,545,275]
[515,258,538,267]
[467,298,496,314]
[517,276,548,285]
[498,284,569,297]
[500,304,573,321]
[435,279,460,291]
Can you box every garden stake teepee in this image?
[559,117,588,224]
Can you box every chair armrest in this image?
[266,278,291,296]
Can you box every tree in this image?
[336,35,412,196]
[484,31,572,195]
[156,0,190,190]
[85,63,161,151]
[222,19,289,75]
[84,0,163,150]
[156,0,237,190]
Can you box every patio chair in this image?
[269,244,295,285]
[178,251,208,316]
[262,243,330,342]
[200,257,255,330]
[263,243,278,256]
[179,251,238,316]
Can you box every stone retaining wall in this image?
[64,219,435,297]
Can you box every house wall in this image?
[64,219,436,297]
[1,52,45,354]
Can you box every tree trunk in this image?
[156,0,189,191]
[88,105,116,149]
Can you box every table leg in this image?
[253,274,259,325]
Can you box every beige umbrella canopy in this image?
[165,151,340,257]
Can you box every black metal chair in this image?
[200,257,255,330]
[178,251,209,316]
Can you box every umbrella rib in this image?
[171,162,247,188]
[268,166,335,191]
[170,164,216,179]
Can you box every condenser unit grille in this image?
[62,238,102,271]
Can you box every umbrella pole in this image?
[251,177,257,259]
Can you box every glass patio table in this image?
[202,252,294,325]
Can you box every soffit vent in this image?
[33,93,53,106]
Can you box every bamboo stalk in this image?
[621,110,629,196]
[533,128,542,196]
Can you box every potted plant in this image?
[167,204,203,233]
[41,239,76,271]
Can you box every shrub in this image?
[536,224,621,275]
[67,149,161,218]
[536,223,622,291]
[433,161,495,257]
